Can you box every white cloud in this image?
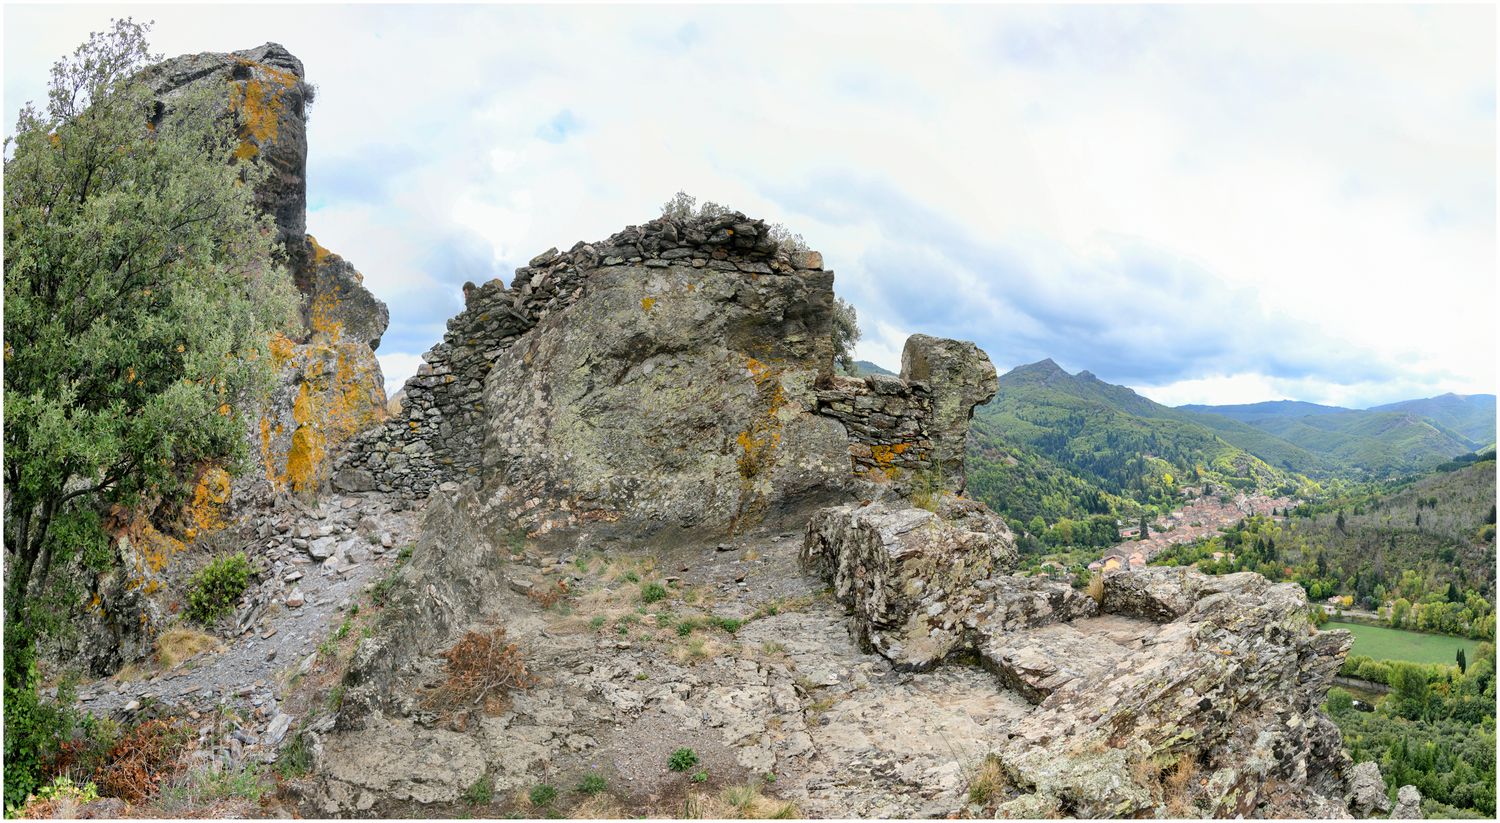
[5,3,1492,409]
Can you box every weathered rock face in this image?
[801,495,1038,668]
[900,334,997,491]
[802,501,1362,817]
[335,211,855,539]
[142,43,311,275]
[69,45,390,675]
[141,44,390,501]
[1346,760,1393,817]
[812,337,997,496]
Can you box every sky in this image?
[4,2,1495,409]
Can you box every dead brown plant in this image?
[423,627,538,715]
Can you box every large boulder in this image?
[801,494,1032,668]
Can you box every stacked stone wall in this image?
[333,211,824,495]
[815,375,936,488]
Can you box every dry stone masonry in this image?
[815,334,997,496]
[332,211,837,502]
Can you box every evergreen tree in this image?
[3,20,296,805]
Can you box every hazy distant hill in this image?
[848,359,897,377]
[1182,392,1493,475]
[1178,399,1350,421]
[1369,393,1496,444]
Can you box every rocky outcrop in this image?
[1391,785,1422,818]
[1346,761,1392,817]
[803,499,1362,817]
[334,211,851,540]
[68,45,390,676]
[140,44,389,501]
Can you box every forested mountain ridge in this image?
[1182,392,1494,475]
[970,360,1297,511]
[1369,393,1496,444]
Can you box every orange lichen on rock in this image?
[309,287,346,343]
[308,234,334,267]
[641,296,656,311]
[268,332,295,366]
[226,60,295,161]
[185,466,233,538]
[284,380,326,494]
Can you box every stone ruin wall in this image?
[815,374,936,488]
[816,335,998,496]
[332,212,825,496]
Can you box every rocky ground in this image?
[68,491,423,777]
[295,520,1052,818]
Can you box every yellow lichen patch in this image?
[187,466,233,537]
[307,234,334,267]
[226,61,295,161]
[641,296,656,311]
[870,443,911,466]
[268,332,295,366]
[309,288,346,343]
[266,342,388,495]
[284,381,326,494]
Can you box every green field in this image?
[1329,619,1482,666]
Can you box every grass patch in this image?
[1327,620,1482,666]
[462,775,494,806]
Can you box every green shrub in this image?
[676,621,695,637]
[185,553,252,624]
[576,773,608,796]
[624,571,640,583]
[710,616,743,634]
[667,747,700,772]
[1325,687,1354,715]
[641,582,668,604]
[463,775,494,806]
[529,783,558,807]
[691,770,708,784]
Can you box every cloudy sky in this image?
[5,2,1494,408]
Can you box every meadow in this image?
[1329,619,1482,666]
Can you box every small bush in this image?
[576,773,608,796]
[641,582,667,604]
[691,770,708,784]
[529,783,558,807]
[424,627,537,715]
[96,718,191,801]
[668,747,700,772]
[676,621,696,637]
[623,571,640,583]
[462,775,493,806]
[185,553,251,624]
[710,616,743,634]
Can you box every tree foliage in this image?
[3,19,296,805]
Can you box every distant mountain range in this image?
[964,359,1494,522]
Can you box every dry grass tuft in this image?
[569,794,630,819]
[680,784,799,819]
[1163,755,1199,816]
[968,755,1007,805]
[1086,572,1105,605]
[423,627,537,715]
[154,627,223,669]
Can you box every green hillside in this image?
[1250,410,1479,475]
[972,360,1298,509]
[1370,393,1496,445]
[1184,393,1495,476]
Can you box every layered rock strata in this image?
[803,504,1365,817]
